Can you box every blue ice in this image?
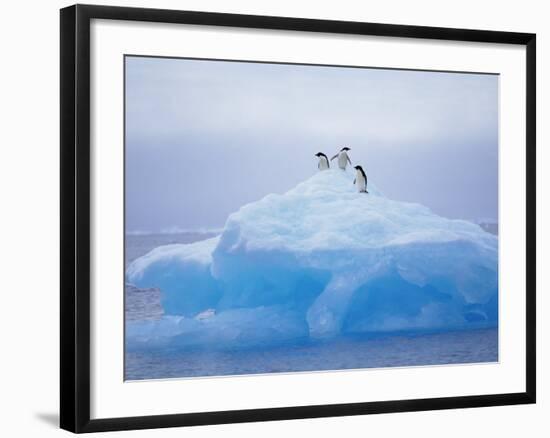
[126,169,498,349]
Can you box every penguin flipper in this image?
[330,154,338,161]
[347,156,352,165]
[353,178,356,185]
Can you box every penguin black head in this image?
[315,152,323,157]
[354,165,362,170]
[341,147,351,151]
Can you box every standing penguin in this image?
[353,165,368,193]
[331,147,352,170]
[315,152,330,170]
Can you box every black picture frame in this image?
[60,4,536,433]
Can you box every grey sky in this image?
[125,56,498,233]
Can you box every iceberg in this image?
[126,169,498,349]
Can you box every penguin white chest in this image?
[318,156,329,170]
[338,152,349,169]
[355,170,367,191]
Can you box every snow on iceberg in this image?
[126,169,498,349]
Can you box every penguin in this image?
[331,147,352,170]
[315,152,330,170]
[353,165,368,193]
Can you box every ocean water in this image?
[125,232,498,381]
[126,328,497,380]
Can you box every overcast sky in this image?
[125,56,498,233]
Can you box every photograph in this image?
[123,55,499,381]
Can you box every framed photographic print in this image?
[60,4,536,433]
